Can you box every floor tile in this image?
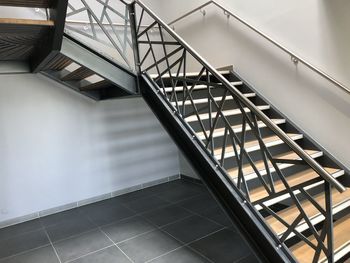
[101,216,155,243]
[190,229,252,263]
[0,229,49,259]
[236,254,259,263]
[142,205,193,227]
[124,196,171,213]
[46,216,97,242]
[149,246,210,263]
[118,229,182,263]
[197,206,234,228]
[0,245,59,263]
[53,230,112,262]
[80,202,135,226]
[162,215,222,244]
[176,194,219,213]
[0,219,43,241]
[157,185,204,203]
[41,209,84,227]
[70,246,131,263]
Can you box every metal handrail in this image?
[135,0,346,193]
[167,0,350,95]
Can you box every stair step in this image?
[197,119,286,140]
[0,18,54,26]
[62,67,95,81]
[80,80,112,91]
[185,105,270,123]
[43,54,72,71]
[171,93,256,106]
[150,70,231,79]
[267,188,350,237]
[162,81,243,93]
[214,133,303,160]
[249,168,344,203]
[228,150,323,181]
[291,213,350,263]
[0,0,51,7]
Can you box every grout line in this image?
[0,244,51,262]
[0,176,181,230]
[0,180,232,262]
[44,229,62,263]
[99,228,135,263]
[64,244,115,263]
[145,227,225,263]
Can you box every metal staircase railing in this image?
[130,1,346,262]
[57,0,347,261]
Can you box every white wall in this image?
[141,0,350,173]
[0,74,179,223]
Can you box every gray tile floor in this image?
[0,179,258,263]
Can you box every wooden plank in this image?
[214,133,302,157]
[0,0,51,8]
[266,188,350,235]
[0,18,54,26]
[80,80,112,91]
[228,150,320,177]
[249,167,341,202]
[62,67,94,81]
[42,53,72,71]
[291,214,350,263]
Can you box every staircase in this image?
[0,0,349,262]
[143,69,350,263]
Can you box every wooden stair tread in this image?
[266,188,350,235]
[162,81,243,93]
[171,93,255,106]
[197,119,286,140]
[228,150,320,177]
[0,0,51,8]
[214,133,302,158]
[249,167,342,202]
[62,67,95,81]
[80,80,112,91]
[186,105,270,122]
[0,18,54,26]
[291,213,350,263]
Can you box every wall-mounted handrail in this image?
[135,0,346,193]
[167,0,350,95]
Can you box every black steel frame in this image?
[55,0,348,262]
[130,1,347,262]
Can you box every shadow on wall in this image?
[88,97,179,187]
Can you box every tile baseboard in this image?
[0,174,181,229]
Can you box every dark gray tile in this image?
[40,209,84,227]
[236,254,259,263]
[101,216,155,243]
[46,217,97,242]
[80,202,135,226]
[0,229,49,259]
[118,229,181,263]
[157,185,204,202]
[125,196,171,213]
[162,215,222,244]
[176,194,219,213]
[149,246,210,263]
[0,245,59,263]
[70,246,131,263]
[142,205,193,227]
[190,229,252,263]
[53,230,112,262]
[0,219,43,241]
[197,206,234,228]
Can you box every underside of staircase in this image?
[0,0,349,262]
